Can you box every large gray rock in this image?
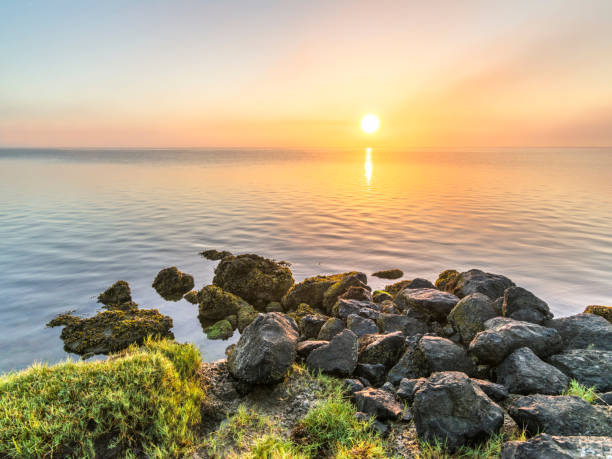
[436,269,515,299]
[296,340,327,358]
[355,363,386,387]
[546,313,612,351]
[376,313,429,337]
[501,433,612,459]
[347,314,379,337]
[412,371,504,451]
[306,329,358,376]
[394,288,460,322]
[317,317,345,340]
[353,387,402,420]
[396,377,426,404]
[299,314,327,339]
[228,312,299,384]
[469,318,563,365]
[417,336,476,376]
[472,379,509,402]
[334,298,373,320]
[503,286,552,324]
[507,394,612,436]
[496,347,568,395]
[448,293,501,345]
[387,347,422,385]
[358,331,405,368]
[548,349,612,391]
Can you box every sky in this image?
[1,0,612,148]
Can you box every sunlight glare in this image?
[365,147,373,183]
[361,114,380,134]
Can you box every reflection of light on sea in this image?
[365,147,373,184]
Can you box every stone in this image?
[384,278,436,298]
[358,331,405,368]
[265,301,284,313]
[296,340,327,358]
[584,305,612,323]
[472,379,508,402]
[394,288,460,322]
[594,392,612,405]
[197,285,248,321]
[436,269,515,299]
[501,433,612,459]
[416,336,476,376]
[339,286,373,302]
[183,290,198,304]
[344,378,365,395]
[469,318,563,365]
[236,302,258,332]
[548,349,612,391]
[347,314,379,337]
[353,388,402,420]
[372,290,393,303]
[372,269,403,280]
[506,394,612,436]
[228,312,299,384]
[503,286,552,324]
[546,313,612,351]
[306,329,359,376]
[334,298,376,320]
[355,363,386,387]
[448,293,501,345]
[387,347,422,385]
[317,317,345,340]
[204,319,234,340]
[412,371,504,451]
[496,347,568,395]
[97,280,132,306]
[376,313,429,337]
[396,377,426,404]
[299,314,327,339]
[380,300,400,314]
[200,249,232,260]
[287,303,316,327]
[381,382,395,393]
[152,267,194,301]
[213,254,294,309]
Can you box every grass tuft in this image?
[563,379,598,404]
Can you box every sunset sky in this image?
[1,0,612,148]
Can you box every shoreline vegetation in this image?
[2,251,611,457]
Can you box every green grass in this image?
[563,379,598,404]
[0,338,204,458]
[417,428,527,458]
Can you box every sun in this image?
[361,113,380,134]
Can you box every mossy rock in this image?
[183,290,198,304]
[266,301,284,312]
[103,301,139,312]
[213,254,294,309]
[200,249,233,260]
[97,280,132,306]
[372,269,403,280]
[237,303,258,332]
[226,314,238,329]
[383,280,413,297]
[434,269,461,292]
[584,305,612,323]
[197,285,248,321]
[373,290,393,303]
[204,320,234,340]
[283,272,367,313]
[288,303,315,326]
[152,267,195,301]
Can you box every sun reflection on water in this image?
[365,147,373,184]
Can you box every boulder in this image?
[152,267,195,301]
[583,305,612,323]
[299,314,327,339]
[200,249,232,260]
[97,280,132,306]
[469,318,563,365]
[412,371,504,451]
[396,377,426,404]
[472,379,508,402]
[358,331,405,368]
[501,433,612,459]
[594,392,612,405]
[339,286,373,302]
[265,301,284,313]
[183,290,198,304]
[213,254,294,309]
[376,313,429,337]
[334,298,376,320]
[355,363,387,387]
[204,319,234,340]
[306,329,359,376]
[394,288,460,322]
[384,278,435,297]
[296,340,327,358]
[372,269,403,280]
[548,349,612,391]
[236,302,258,332]
[353,388,402,420]
[228,312,299,384]
[546,313,612,351]
[372,290,393,303]
[317,317,345,340]
[344,378,365,395]
[416,336,476,376]
[496,347,568,395]
[448,293,501,345]
[197,285,248,321]
[502,286,552,324]
[506,394,612,436]
[435,269,515,299]
[347,314,379,337]
[387,347,422,385]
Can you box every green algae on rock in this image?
[372,269,403,280]
[197,285,248,320]
[97,280,132,306]
[183,290,199,304]
[205,319,234,340]
[152,266,195,301]
[200,249,233,260]
[584,305,612,323]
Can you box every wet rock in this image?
[339,286,373,302]
[355,363,386,387]
[376,313,429,337]
[200,249,233,260]
[299,314,327,339]
[213,254,294,309]
[417,336,476,376]
[347,314,379,337]
[358,331,405,368]
[228,312,299,384]
[548,349,612,391]
[472,379,508,402]
[372,269,403,280]
[448,292,501,345]
[394,288,460,322]
[204,319,234,340]
[197,285,247,320]
[496,347,568,395]
[584,305,612,323]
[436,269,515,300]
[501,433,612,459]
[152,267,194,301]
[397,377,426,404]
[183,290,198,304]
[344,378,365,395]
[506,394,612,436]
[372,290,393,303]
[97,280,132,306]
[469,318,563,365]
[502,286,552,324]
[546,313,612,351]
[317,317,345,340]
[296,340,327,359]
[354,388,402,420]
[306,329,359,376]
[412,371,504,451]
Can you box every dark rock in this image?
[197,285,248,320]
[394,288,460,322]
[299,314,327,339]
[469,318,563,365]
[296,340,327,358]
[236,302,258,332]
[397,377,426,404]
[448,292,500,345]
[417,336,476,376]
[355,363,386,387]
[265,301,284,312]
[372,269,403,280]
[376,313,429,337]
[213,254,294,309]
[344,378,365,395]
[472,379,509,402]
[200,249,233,260]
[436,269,515,299]
[381,382,395,393]
[503,286,552,324]
[372,290,393,303]
[594,392,612,405]
[334,298,374,320]
[546,313,612,351]
[358,307,380,321]
[496,347,568,395]
[204,319,234,340]
[387,347,422,385]
[97,280,132,306]
[380,300,400,314]
[384,278,435,297]
[506,394,612,436]
[584,305,612,323]
[412,371,504,451]
[548,349,612,391]
[152,267,195,301]
[501,433,612,459]
[287,303,316,327]
[317,317,345,340]
[358,331,405,368]
[339,286,373,302]
[228,312,299,384]
[354,388,402,420]
[183,290,198,304]
[306,329,358,376]
[347,314,379,337]
[371,420,391,437]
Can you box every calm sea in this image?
[1,147,611,373]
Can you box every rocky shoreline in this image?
[43,252,612,457]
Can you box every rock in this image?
[347,314,379,337]
[372,290,393,303]
[469,318,563,365]
[334,298,375,320]
[436,269,515,300]
[197,285,247,320]
[339,286,373,302]
[371,420,391,437]
[380,300,400,314]
[228,312,298,384]
[299,314,327,339]
[385,278,436,298]
[501,433,612,459]
[213,254,294,309]
[376,313,429,337]
[448,293,501,345]
[472,379,509,402]
[548,349,612,391]
[237,302,258,332]
[226,314,237,329]
[496,347,568,395]
[183,290,198,304]
[394,288,459,322]
[387,347,421,385]
[204,319,234,340]
[287,303,316,326]
[416,336,476,376]
[322,273,371,314]
[265,301,284,313]
[296,340,327,358]
[317,317,345,340]
[355,363,386,387]
[200,249,232,260]
[97,280,132,306]
[372,269,403,280]
[412,371,504,451]
[353,388,402,420]
[306,329,358,376]
[397,377,426,404]
[152,267,194,301]
[594,392,612,405]
[584,305,612,323]
[503,286,552,324]
[344,378,365,395]
[381,382,395,393]
[358,331,405,368]
[506,394,612,436]
[358,307,380,321]
[546,313,612,351]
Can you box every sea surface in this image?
[1,147,611,373]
